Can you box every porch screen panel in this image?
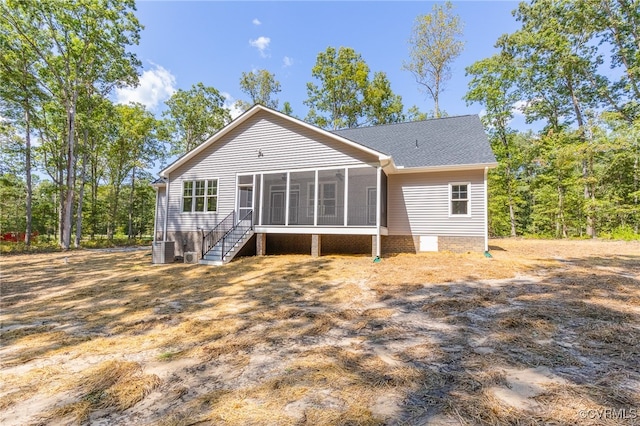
[263,173,285,225]
[347,166,377,226]
[254,175,261,225]
[317,169,344,225]
[290,171,314,225]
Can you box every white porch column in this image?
[313,169,319,226]
[259,173,264,226]
[343,167,348,226]
[285,171,290,226]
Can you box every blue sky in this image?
[116,1,522,123]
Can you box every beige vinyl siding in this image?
[387,169,485,236]
[166,110,379,232]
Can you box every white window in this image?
[308,182,337,217]
[183,179,218,212]
[449,183,470,216]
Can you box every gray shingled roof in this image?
[332,115,496,168]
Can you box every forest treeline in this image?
[1,0,638,250]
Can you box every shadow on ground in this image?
[1,244,639,425]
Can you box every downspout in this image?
[163,175,170,241]
[375,166,382,259]
[153,185,159,242]
[483,167,489,252]
[374,159,392,261]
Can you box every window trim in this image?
[181,178,219,213]
[307,181,338,217]
[449,182,471,217]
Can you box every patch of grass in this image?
[45,360,160,423]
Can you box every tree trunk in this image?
[74,146,88,248]
[24,106,32,248]
[566,75,595,238]
[128,166,136,239]
[90,158,98,239]
[557,184,568,239]
[635,154,639,233]
[508,193,517,237]
[61,95,78,250]
[107,186,120,240]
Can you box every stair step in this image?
[203,229,253,265]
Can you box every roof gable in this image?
[160,105,389,176]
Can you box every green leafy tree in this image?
[0,8,47,247]
[1,0,142,249]
[405,105,428,122]
[236,69,281,111]
[364,72,404,125]
[305,46,370,130]
[103,103,163,240]
[281,101,294,116]
[305,46,403,129]
[465,53,524,236]
[403,1,464,118]
[163,82,230,154]
[505,0,605,237]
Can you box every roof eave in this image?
[388,162,499,174]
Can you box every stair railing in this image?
[221,210,253,260]
[201,211,235,258]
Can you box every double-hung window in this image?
[182,179,218,212]
[450,183,470,216]
[308,182,337,217]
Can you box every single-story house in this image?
[152,104,497,265]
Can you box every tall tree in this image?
[1,0,142,249]
[505,0,603,237]
[236,69,281,111]
[305,46,403,129]
[465,53,523,236]
[0,8,47,247]
[104,103,162,239]
[403,1,464,118]
[364,72,404,125]
[163,82,230,155]
[305,46,370,130]
[587,0,640,120]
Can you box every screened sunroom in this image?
[236,164,387,233]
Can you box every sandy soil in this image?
[1,239,639,425]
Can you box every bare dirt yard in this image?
[1,239,639,425]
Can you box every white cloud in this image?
[249,36,271,57]
[511,100,528,116]
[115,64,176,110]
[222,92,244,120]
[252,18,261,25]
[283,56,293,67]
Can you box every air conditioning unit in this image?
[184,251,198,264]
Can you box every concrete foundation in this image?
[166,231,485,260]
